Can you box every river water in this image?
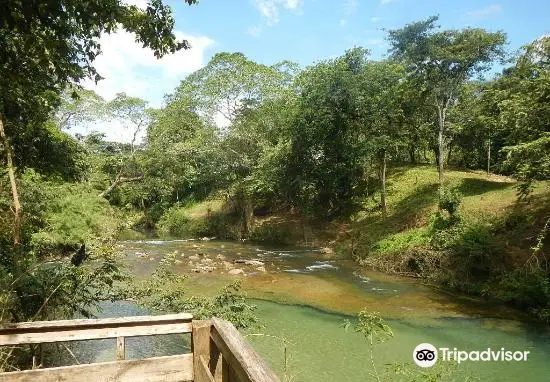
[77,239,550,381]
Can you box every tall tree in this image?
[388,16,506,188]
[108,93,151,153]
[287,48,368,217]
[54,87,107,131]
[0,0,196,245]
[174,52,293,125]
[357,61,407,216]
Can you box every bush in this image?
[438,186,462,221]
[493,269,550,315]
[249,223,292,245]
[428,220,503,293]
[157,206,190,237]
[374,227,430,255]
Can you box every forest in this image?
[0,0,549,376]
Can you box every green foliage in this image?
[157,205,191,237]
[438,186,462,221]
[374,227,430,255]
[126,252,259,329]
[249,223,292,245]
[16,173,119,255]
[493,268,550,312]
[347,309,394,344]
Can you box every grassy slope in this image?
[158,165,549,260]
[342,165,549,271]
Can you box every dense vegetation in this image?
[0,1,549,370]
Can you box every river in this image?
[76,239,550,381]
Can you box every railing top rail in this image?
[0,313,193,332]
[210,317,280,382]
[0,313,193,346]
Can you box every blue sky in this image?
[178,0,549,66]
[82,0,550,141]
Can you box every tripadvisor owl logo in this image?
[413,343,531,367]
[413,343,438,367]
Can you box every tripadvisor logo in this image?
[413,343,530,368]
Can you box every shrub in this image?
[157,205,190,237]
[493,268,550,319]
[249,223,292,245]
[374,227,429,255]
[438,186,462,221]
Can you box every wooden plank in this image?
[194,355,215,382]
[192,320,212,382]
[0,354,194,382]
[210,341,228,382]
[116,337,125,360]
[211,318,279,382]
[0,322,192,346]
[0,314,193,331]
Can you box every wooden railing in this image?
[0,314,279,382]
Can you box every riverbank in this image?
[119,238,528,321]
[111,239,550,382]
[128,165,550,321]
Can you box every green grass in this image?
[347,165,549,260]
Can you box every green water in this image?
[87,239,550,381]
[248,300,550,382]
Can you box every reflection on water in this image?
[73,239,550,381]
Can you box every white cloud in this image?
[78,30,214,142]
[82,30,213,106]
[340,19,347,26]
[465,4,503,19]
[380,0,397,5]
[247,25,263,37]
[370,16,382,23]
[253,0,304,25]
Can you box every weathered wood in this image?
[0,322,192,346]
[0,313,193,331]
[210,340,228,382]
[192,320,211,382]
[194,355,215,382]
[211,318,279,382]
[116,337,125,361]
[0,354,193,382]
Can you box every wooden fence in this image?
[0,314,279,382]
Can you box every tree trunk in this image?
[487,138,491,176]
[447,141,454,166]
[437,105,446,189]
[0,116,22,246]
[98,175,143,198]
[409,145,416,164]
[379,151,387,218]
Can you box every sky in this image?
[82,0,550,141]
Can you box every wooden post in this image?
[116,337,125,361]
[211,318,280,382]
[192,320,212,382]
[210,339,229,382]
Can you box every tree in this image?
[108,93,152,153]
[175,52,293,125]
[388,16,506,188]
[53,87,107,131]
[0,0,196,245]
[496,37,550,185]
[286,48,368,217]
[357,60,407,216]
